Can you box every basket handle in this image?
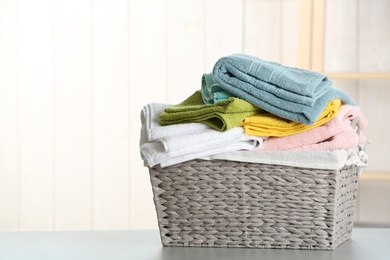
[350,117,361,136]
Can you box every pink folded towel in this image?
[260,105,368,151]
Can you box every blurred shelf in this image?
[326,72,390,80]
[359,171,390,181]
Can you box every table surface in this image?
[0,228,389,260]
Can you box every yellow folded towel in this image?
[240,99,341,137]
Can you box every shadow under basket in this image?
[148,159,362,250]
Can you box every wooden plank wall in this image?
[325,0,390,225]
[0,0,388,231]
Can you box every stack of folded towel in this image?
[140,53,368,168]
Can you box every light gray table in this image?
[0,228,389,260]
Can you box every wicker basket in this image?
[148,159,361,250]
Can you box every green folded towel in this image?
[159,91,262,131]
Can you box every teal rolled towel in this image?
[201,73,233,104]
[213,53,355,125]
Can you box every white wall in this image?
[0,0,388,231]
[325,0,390,226]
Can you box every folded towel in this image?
[240,99,341,137]
[200,144,368,170]
[158,139,260,167]
[140,103,210,143]
[260,105,368,151]
[213,53,355,124]
[159,90,262,131]
[140,126,264,167]
[140,103,264,167]
[214,53,332,103]
[200,149,350,170]
[201,73,233,104]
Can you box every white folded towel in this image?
[200,144,369,170]
[140,103,210,143]
[141,127,264,167]
[200,149,350,170]
[140,103,264,167]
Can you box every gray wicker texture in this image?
[149,159,361,250]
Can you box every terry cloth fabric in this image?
[200,144,368,170]
[159,90,262,131]
[142,129,264,168]
[200,149,350,170]
[212,53,355,125]
[201,73,233,104]
[240,99,341,137]
[140,103,210,143]
[260,105,368,151]
[140,103,265,167]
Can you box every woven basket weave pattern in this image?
[149,159,359,250]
